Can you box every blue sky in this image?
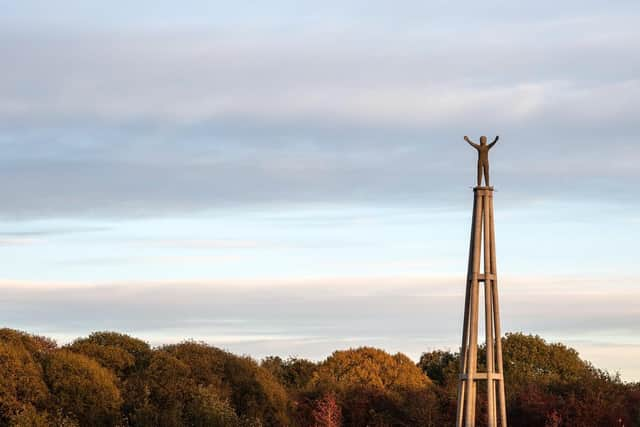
[1,1,639,380]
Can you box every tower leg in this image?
[484,195,497,427]
[456,192,480,427]
[465,191,483,427]
[489,197,507,426]
[464,275,479,427]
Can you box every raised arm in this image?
[464,136,480,149]
[488,135,499,149]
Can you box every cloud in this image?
[131,239,264,249]
[2,274,638,379]
[0,227,110,237]
[2,19,639,126]
[0,9,637,220]
[0,238,40,246]
[56,254,243,267]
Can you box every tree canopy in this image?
[0,329,637,426]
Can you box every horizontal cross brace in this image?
[459,372,503,381]
[468,274,496,282]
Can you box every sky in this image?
[1,1,639,380]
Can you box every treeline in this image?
[0,329,638,426]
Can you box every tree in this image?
[185,385,242,427]
[313,347,431,394]
[69,331,152,373]
[0,342,50,423]
[501,333,638,426]
[162,341,291,426]
[8,405,50,427]
[312,393,342,427]
[418,350,458,386]
[0,329,56,355]
[219,353,291,426]
[42,350,122,426]
[262,356,317,391]
[143,351,194,426]
[67,341,135,379]
[160,341,227,396]
[8,406,79,427]
[67,332,154,425]
[502,333,590,389]
[1,327,639,426]
[311,347,438,426]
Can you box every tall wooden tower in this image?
[456,136,507,427]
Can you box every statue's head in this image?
[480,136,487,145]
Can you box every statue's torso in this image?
[478,146,490,163]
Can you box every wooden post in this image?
[456,192,479,427]
[484,193,496,426]
[489,193,508,426]
[463,188,483,426]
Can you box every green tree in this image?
[502,333,590,389]
[417,350,459,424]
[502,333,638,426]
[184,385,242,427]
[163,341,291,426]
[262,356,317,391]
[417,350,458,386]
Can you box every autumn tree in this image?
[0,342,50,423]
[1,327,639,427]
[0,329,56,355]
[42,349,122,426]
[311,347,439,426]
[312,393,342,427]
[68,331,152,374]
[66,331,155,425]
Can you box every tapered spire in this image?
[456,137,507,427]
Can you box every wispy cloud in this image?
[1,274,638,379]
[131,239,262,249]
[0,238,40,246]
[56,254,243,266]
[0,227,111,237]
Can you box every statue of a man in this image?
[464,135,499,186]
